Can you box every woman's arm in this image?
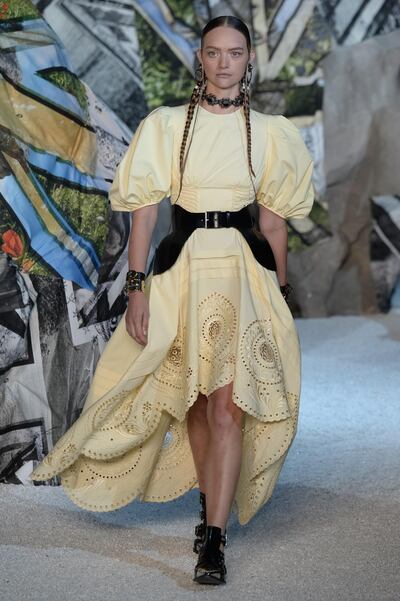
[258,204,288,287]
[128,203,159,272]
[125,204,159,346]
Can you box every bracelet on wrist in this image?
[124,270,146,294]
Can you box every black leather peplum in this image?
[152,203,276,276]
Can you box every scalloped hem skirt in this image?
[29,227,302,525]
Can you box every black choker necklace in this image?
[201,91,244,108]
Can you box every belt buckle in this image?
[204,211,219,228]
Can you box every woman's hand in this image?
[125,291,149,346]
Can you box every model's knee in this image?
[207,397,243,433]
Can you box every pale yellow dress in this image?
[29,103,314,525]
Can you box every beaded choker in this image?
[201,91,244,108]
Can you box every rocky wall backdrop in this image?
[1,0,399,485]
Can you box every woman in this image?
[30,15,314,586]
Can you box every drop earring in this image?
[241,62,253,94]
[194,63,207,92]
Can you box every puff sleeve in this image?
[109,106,173,212]
[256,115,315,219]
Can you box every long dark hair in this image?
[177,15,259,223]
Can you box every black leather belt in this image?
[152,203,276,275]
[172,203,253,231]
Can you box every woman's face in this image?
[196,26,255,95]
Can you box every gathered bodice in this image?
[172,105,261,212]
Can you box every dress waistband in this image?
[172,203,254,232]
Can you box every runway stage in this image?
[1,314,399,600]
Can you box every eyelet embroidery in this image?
[240,318,283,383]
[31,292,300,524]
[153,328,185,391]
[198,292,237,361]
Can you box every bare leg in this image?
[203,381,244,534]
[187,392,210,493]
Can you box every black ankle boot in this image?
[193,492,228,554]
[193,525,227,585]
[193,491,207,553]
